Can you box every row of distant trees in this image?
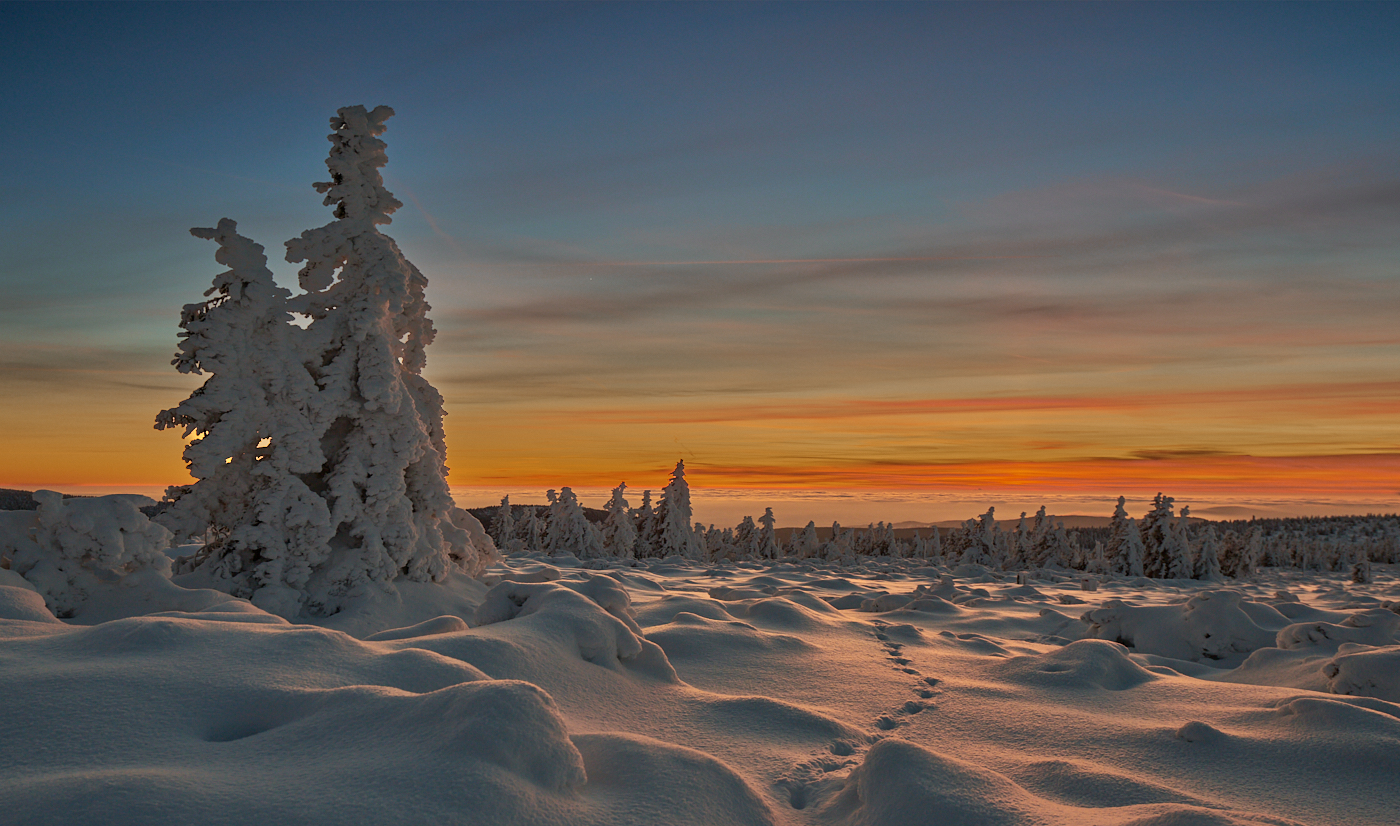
[490,481,1397,584]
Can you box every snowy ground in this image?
[3,555,1398,826]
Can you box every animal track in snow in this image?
[774,619,947,811]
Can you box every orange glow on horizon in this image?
[448,453,1400,498]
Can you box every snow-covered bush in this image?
[8,491,172,618]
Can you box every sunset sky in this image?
[3,2,1398,524]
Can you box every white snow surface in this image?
[3,552,1398,826]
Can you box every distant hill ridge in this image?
[0,488,87,511]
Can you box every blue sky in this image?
[3,2,1398,518]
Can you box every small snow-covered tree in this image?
[960,507,999,566]
[601,483,637,558]
[648,461,703,559]
[517,508,544,554]
[1106,497,1133,574]
[790,520,819,559]
[1349,544,1373,584]
[926,524,944,563]
[1121,517,1147,577]
[632,490,656,558]
[1049,520,1077,569]
[1195,525,1223,581]
[704,525,732,562]
[733,516,759,559]
[1085,540,1111,575]
[821,521,854,562]
[490,496,516,552]
[1139,493,1175,578]
[1026,506,1054,568]
[1011,512,1032,568]
[545,487,603,558]
[1164,506,1194,579]
[757,508,780,559]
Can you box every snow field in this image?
[4,548,1399,825]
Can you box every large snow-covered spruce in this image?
[159,106,482,618]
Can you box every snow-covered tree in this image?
[490,496,515,552]
[1106,497,1135,575]
[276,105,481,613]
[1195,525,1223,581]
[161,106,484,616]
[1085,540,1111,576]
[600,483,637,558]
[960,508,1000,567]
[517,508,544,554]
[154,219,334,614]
[821,521,853,563]
[1139,493,1176,578]
[926,524,943,562]
[1049,520,1077,569]
[1026,506,1053,568]
[733,516,759,559]
[545,487,603,558]
[1012,512,1032,568]
[757,508,780,559]
[648,461,702,559]
[789,520,820,559]
[1349,544,1373,584]
[703,525,731,562]
[1164,506,1194,579]
[632,490,656,558]
[1121,517,1147,577]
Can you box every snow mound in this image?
[0,584,61,624]
[0,609,636,825]
[823,737,1293,826]
[1268,694,1400,738]
[989,639,1159,690]
[563,573,645,634]
[1081,590,1276,663]
[1323,645,1400,702]
[573,732,782,826]
[471,580,678,681]
[1275,609,1400,650]
[648,612,817,659]
[720,594,839,631]
[66,567,251,625]
[634,593,741,625]
[1008,758,1205,808]
[364,614,470,641]
[307,570,487,639]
